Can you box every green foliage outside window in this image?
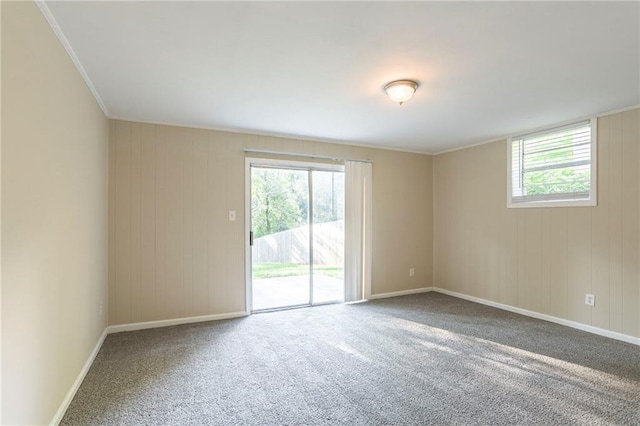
[251,169,345,239]
[251,169,308,239]
[519,131,590,197]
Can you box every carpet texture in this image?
[61,293,640,425]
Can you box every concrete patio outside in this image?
[252,274,344,311]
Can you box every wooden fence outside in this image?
[253,220,344,266]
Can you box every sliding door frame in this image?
[244,157,344,313]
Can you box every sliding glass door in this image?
[311,170,345,304]
[249,162,344,311]
[250,167,310,310]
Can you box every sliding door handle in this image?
[250,231,254,246]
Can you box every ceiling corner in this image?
[34,0,111,118]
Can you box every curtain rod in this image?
[243,149,373,164]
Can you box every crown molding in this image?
[35,1,110,117]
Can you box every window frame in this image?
[507,118,597,209]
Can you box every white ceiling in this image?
[44,1,639,154]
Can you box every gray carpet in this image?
[61,293,640,425]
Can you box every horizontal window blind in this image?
[510,120,592,204]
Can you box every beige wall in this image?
[1,1,636,422]
[434,109,640,339]
[1,2,109,424]
[108,120,433,325]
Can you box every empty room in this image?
[2,1,639,424]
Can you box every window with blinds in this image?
[507,118,597,208]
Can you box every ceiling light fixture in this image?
[384,80,419,105]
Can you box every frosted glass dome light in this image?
[384,80,419,105]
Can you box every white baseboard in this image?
[432,287,640,346]
[52,311,248,423]
[369,287,434,300]
[106,311,248,334]
[50,329,107,425]
[50,288,637,425]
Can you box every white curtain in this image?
[344,161,372,302]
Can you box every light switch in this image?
[229,210,236,221]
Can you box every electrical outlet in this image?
[409,268,415,277]
[585,294,595,307]
[229,210,236,221]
